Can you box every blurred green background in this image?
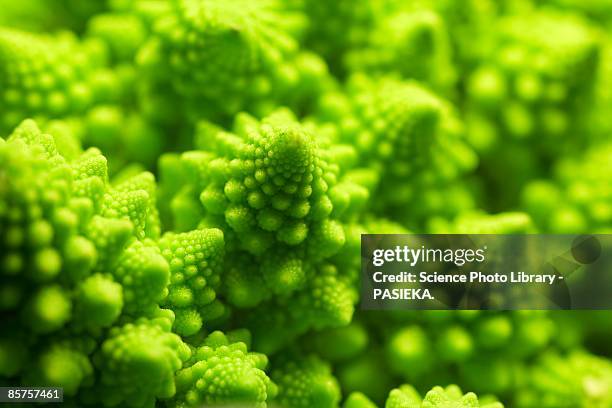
[0,0,611,407]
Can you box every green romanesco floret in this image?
[82,106,167,171]
[464,10,601,207]
[0,119,172,397]
[92,317,191,408]
[315,75,477,229]
[172,330,277,407]
[159,110,361,347]
[82,12,153,169]
[516,351,612,407]
[337,350,396,403]
[101,169,160,240]
[271,354,341,408]
[110,238,170,316]
[345,8,456,95]
[344,391,379,408]
[241,263,354,353]
[385,326,435,381]
[343,384,504,408]
[293,0,386,75]
[363,309,556,396]
[466,10,599,144]
[521,143,612,233]
[137,0,329,122]
[23,339,95,396]
[158,228,225,336]
[1,22,157,171]
[305,321,369,363]
[0,28,116,133]
[86,13,148,63]
[197,110,344,252]
[385,385,422,408]
[401,0,498,69]
[385,384,503,408]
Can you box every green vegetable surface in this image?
[1,0,611,407]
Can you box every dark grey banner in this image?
[361,234,612,310]
[0,387,63,403]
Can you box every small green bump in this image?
[36,347,92,396]
[174,308,203,336]
[271,194,292,211]
[75,274,123,329]
[0,339,27,377]
[437,326,474,362]
[468,67,507,106]
[63,236,97,281]
[32,248,62,281]
[200,186,228,214]
[311,195,333,220]
[344,392,377,408]
[277,221,308,245]
[28,220,53,247]
[168,286,194,308]
[4,226,24,248]
[225,205,254,232]
[247,191,266,209]
[1,253,23,275]
[47,91,68,114]
[289,200,310,218]
[224,179,246,203]
[25,285,72,333]
[515,72,542,102]
[257,208,284,231]
[387,326,432,378]
[477,316,513,348]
